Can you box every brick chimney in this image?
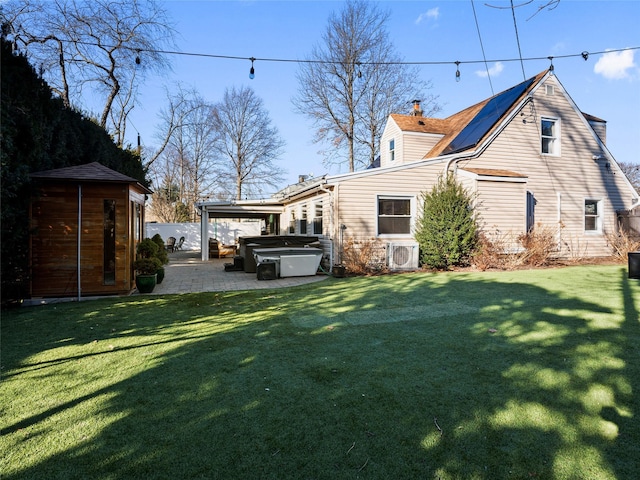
[410,99,422,117]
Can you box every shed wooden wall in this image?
[30,182,139,297]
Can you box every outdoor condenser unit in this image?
[387,242,419,271]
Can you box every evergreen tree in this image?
[415,174,478,270]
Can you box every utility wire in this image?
[510,0,528,80]
[471,0,494,94]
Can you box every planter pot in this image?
[135,274,157,293]
[332,265,346,278]
[156,267,165,284]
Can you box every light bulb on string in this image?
[135,50,141,65]
[249,57,255,79]
[581,51,589,61]
[455,61,461,82]
[548,56,554,71]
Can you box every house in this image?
[30,162,152,298]
[198,70,638,269]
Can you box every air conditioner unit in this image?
[387,242,419,271]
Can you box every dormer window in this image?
[541,117,560,155]
[389,139,395,161]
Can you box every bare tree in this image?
[211,86,286,201]
[149,87,220,221]
[293,0,440,172]
[355,41,440,168]
[146,151,184,223]
[2,0,175,146]
[619,161,640,194]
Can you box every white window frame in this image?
[584,198,602,233]
[376,195,414,238]
[541,117,560,156]
[288,209,296,234]
[312,200,323,235]
[299,203,308,234]
[389,139,395,162]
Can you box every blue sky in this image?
[127,0,640,190]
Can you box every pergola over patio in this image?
[196,199,284,261]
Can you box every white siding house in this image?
[198,70,639,268]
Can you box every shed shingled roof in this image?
[30,162,152,193]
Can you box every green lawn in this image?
[2,265,639,479]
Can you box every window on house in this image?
[313,201,323,235]
[585,199,602,232]
[289,210,296,234]
[389,139,395,161]
[300,204,308,234]
[541,117,560,155]
[378,197,411,235]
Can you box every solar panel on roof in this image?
[444,77,535,155]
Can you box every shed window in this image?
[103,200,116,285]
[389,139,395,161]
[378,197,411,235]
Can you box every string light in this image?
[548,56,554,71]
[455,61,461,82]
[27,37,637,76]
[135,50,141,65]
[249,57,255,79]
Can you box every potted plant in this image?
[133,239,162,293]
[151,234,169,284]
[133,257,162,293]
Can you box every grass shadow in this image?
[2,266,638,479]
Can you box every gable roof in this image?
[391,70,548,159]
[389,114,449,135]
[30,162,152,193]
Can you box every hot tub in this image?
[253,247,323,277]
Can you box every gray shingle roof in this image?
[30,162,151,193]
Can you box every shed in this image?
[29,162,152,298]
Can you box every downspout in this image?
[77,184,82,301]
[557,192,562,252]
[319,184,335,270]
[444,155,465,175]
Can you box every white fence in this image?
[145,221,262,251]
